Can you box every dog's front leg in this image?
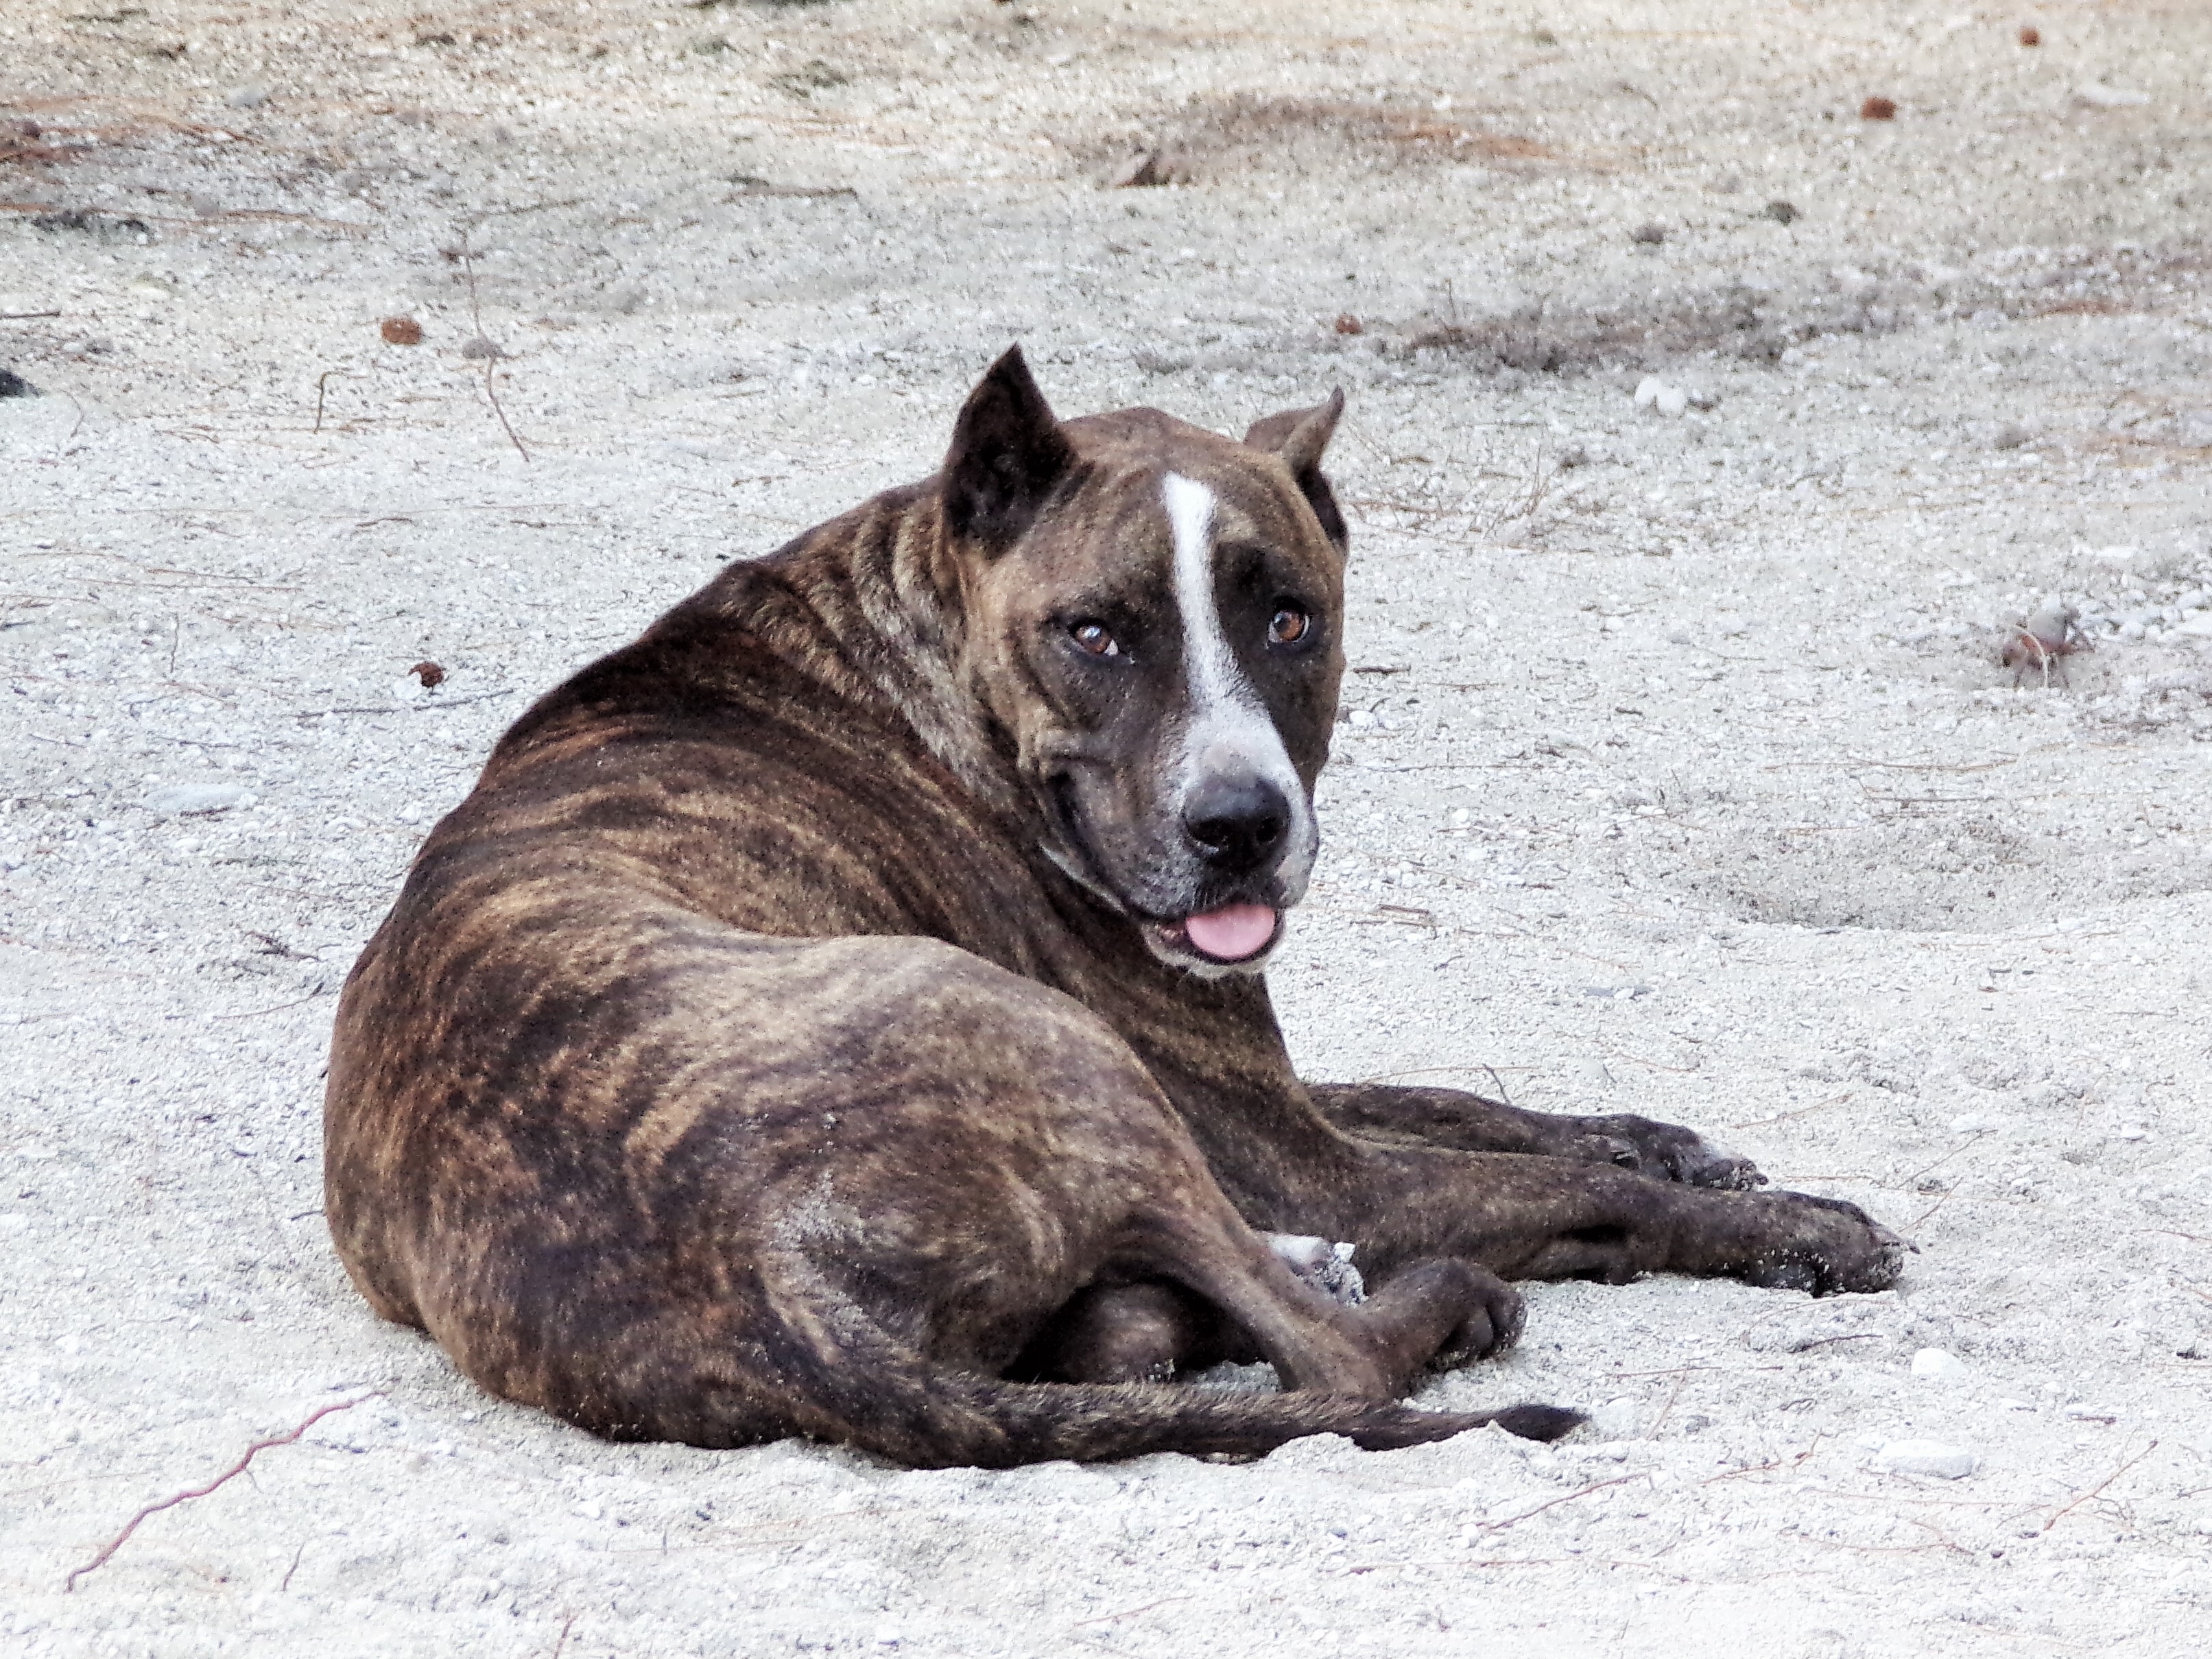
[1357,1147,1907,1296]
[1309,1082,1764,1191]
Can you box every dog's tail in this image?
[669,1253,1582,1468]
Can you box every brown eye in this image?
[1268,606,1311,645]
[1071,621,1121,658]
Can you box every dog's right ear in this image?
[942,346,1078,552]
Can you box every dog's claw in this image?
[1575,1117,1766,1191]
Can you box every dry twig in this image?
[455,225,530,462]
[66,1393,379,1590]
[1476,1472,1648,1538]
[1728,1090,1852,1132]
[2042,1440,2157,1533]
[1071,1595,1195,1627]
[312,368,355,436]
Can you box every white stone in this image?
[1589,1396,1641,1440]
[1654,385,1687,418]
[2076,82,2150,110]
[1877,1439,1977,1479]
[1910,1347,1969,1381]
[147,783,247,816]
[1633,376,1663,409]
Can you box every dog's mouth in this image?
[1040,773,1298,972]
[1148,902,1283,968]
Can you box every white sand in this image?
[4,2,2210,1653]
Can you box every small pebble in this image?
[1589,1396,1641,1440]
[1333,313,1363,336]
[226,85,271,110]
[381,316,424,346]
[1634,377,1686,416]
[460,335,504,361]
[2019,25,2039,47]
[1763,199,1798,225]
[0,368,38,398]
[1877,1439,1977,1479]
[147,783,248,816]
[2076,82,2149,110]
[1630,222,1667,246]
[1860,95,1898,121]
[1910,1347,1969,1381]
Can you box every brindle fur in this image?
[326,349,1901,1468]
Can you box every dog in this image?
[325,348,1903,1468]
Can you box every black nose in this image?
[1182,773,1291,870]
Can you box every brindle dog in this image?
[326,348,1903,1468]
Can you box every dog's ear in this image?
[1242,389,1348,551]
[942,346,1078,552]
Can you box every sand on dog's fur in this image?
[3,2,2210,1654]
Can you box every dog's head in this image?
[937,347,1348,975]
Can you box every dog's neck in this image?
[733,481,1025,820]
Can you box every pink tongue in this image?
[1183,903,1279,961]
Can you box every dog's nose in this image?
[1182,773,1291,870]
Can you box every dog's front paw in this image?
[1740,1191,1910,1296]
[1575,1114,1767,1191]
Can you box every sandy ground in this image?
[4,0,2212,1653]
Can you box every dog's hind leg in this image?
[720,1241,1579,1467]
[1019,1254,1522,1387]
[1017,1281,1233,1384]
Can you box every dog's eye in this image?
[1070,621,1121,658]
[1268,606,1311,645]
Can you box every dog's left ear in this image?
[942,346,1078,553]
[1242,388,1348,551]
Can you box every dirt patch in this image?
[1399,286,1818,374]
[1371,243,2212,378]
[1085,93,1586,187]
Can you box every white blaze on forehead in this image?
[1159,472,1310,857]
[1163,472,1235,707]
